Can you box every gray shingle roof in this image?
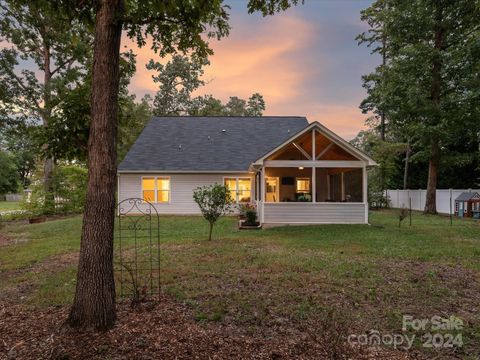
[118,116,309,172]
[455,192,480,201]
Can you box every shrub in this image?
[238,203,255,218]
[193,184,233,240]
[244,208,257,225]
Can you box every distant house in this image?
[454,192,480,218]
[118,116,377,225]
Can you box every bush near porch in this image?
[0,210,479,358]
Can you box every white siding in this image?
[262,203,367,224]
[118,173,253,214]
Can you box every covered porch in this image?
[250,122,375,225]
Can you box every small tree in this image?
[193,184,232,241]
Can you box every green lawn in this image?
[0,201,21,211]
[1,210,479,357]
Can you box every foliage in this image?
[117,96,152,162]
[148,55,267,117]
[0,150,19,195]
[0,0,93,154]
[358,0,480,212]
[238,203,256,218]
[244,208,257,226]
[246,93,266,116]
[0,121,37,187]
[351,126,406,207]
[148,55,209,116]
[24,164,87,216]
[193,184,233,240]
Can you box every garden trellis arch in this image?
[115,198,160,299]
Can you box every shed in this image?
[454,192,480,218]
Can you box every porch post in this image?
[261,167,265,223]
[363,165,368,223]
[341,172,345,201]
[312,130,316,203]
[312,167,316,203]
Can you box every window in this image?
[224,177,251,203]
[296,178,310,193]
[142,177,170,203]
[142,178,155,202]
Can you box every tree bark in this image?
[380,33,387,142]
[424,136,439,214]
[208,222,213,241]
[42,39,55,213]
[68,0,123,330]
[424,3,445,215]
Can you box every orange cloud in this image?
[124,12,367,139]
[125,14,316,106]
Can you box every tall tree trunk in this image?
[380,33,387,142]
[424,136,439,214]
[42,41,55,213]
[424,4,444,215]
[68,0,123,330]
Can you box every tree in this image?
[146,54,267,117]
[246,92,266,116]
[224,96,247,116]
[358,0,480,214]
[0,120,37,188]
[148,55,208,116]
[189,94,224,115]
[0,0,92,212]
[351,125,406,207]
[67,0,300,329]
[193,184,233,241]
[0,150,19,195]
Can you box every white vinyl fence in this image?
[385,189,480,215]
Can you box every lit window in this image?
[157,177,170,203]
[142,177,170,203]
[296,178,310,193]
[142,178,155,202]
[224,178,237,203]
[224,177,251,203]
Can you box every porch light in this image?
[298,167,304,170]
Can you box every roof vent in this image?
[178,144,182,150]
[287,129,290,133]
[222,129,226,133]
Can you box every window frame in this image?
[296,177,311,194]
[141,176,171,204]
[223,176,252,204]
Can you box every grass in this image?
[0,201,21,211]
[1,210,479,357]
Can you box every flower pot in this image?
[238,220,261,230]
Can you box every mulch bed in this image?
[0,295,416,360]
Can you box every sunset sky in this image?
[127,0,377,140]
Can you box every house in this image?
[454,192,480,218]
[118,116,377,225]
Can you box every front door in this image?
[265,177,279,202]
